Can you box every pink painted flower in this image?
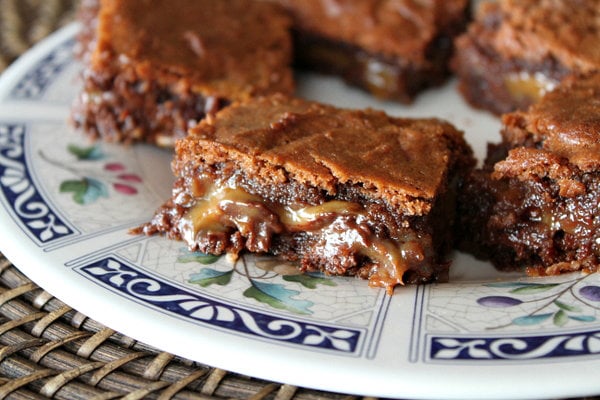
[117,173,142,182]
[113,183,138,195]
[104,162,126,171]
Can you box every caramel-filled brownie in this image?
[452,0,600,115]
[268,0,469,103]
[71,0,294,146]
[139,95,475,293]
[457,73,600,276]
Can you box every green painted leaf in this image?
[244,280,313,315]
[569,315,596,322]
[509,283,559,294]
[60,178,108,205]
[554,300,581,313]
[67,144,104,160]
[283,273,336,289]
[60,180,87,204]
[189,268,233,287]
[177,249,221,264]
[553,310,569,327]
[82,178,109,204]
[512,313,553,326]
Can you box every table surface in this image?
[0,1,598,399]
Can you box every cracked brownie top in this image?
[271,0,468,62]
[93,0,294,99]
[501,72,600,172]
[474,0,600,72]
[177,94,474,216]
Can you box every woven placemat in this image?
[0,1,369,399]
[0,257,366,400]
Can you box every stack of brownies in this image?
[72,0,600,293]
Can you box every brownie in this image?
[71,0,294,146]
[73,0,99,62]
[452,0,600,115]
[139,94,475,294]
[457,72,600,276]
[269,0,469,103]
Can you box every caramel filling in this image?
[539,209,593,236]
[505,72,558,103]
[177,178,427,292]
[363,59,400,99]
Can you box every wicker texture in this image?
[0,0,599,399]
[0,258,372,399]
[0,0,76,70]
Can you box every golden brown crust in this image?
[93,0,294,99]
[180,94,473,215]
[501,73,600,172]
[271,0,468,62]
[474,0,600,72]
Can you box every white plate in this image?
[1,24,600,400]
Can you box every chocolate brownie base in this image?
[453,34,569,115]
[139,95,475,293]
[271,0,469,103]
[457,73,600,275]
[459,155,600,276]
[71,61,224,146]
[71,0,294,146]
[293,31,458,103]
[453,0,600,115]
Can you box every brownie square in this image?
[71,0,294,146]
[269,0,469,103]
[139,94,475,293]
[452,0,600,115]
[457,73,600,276]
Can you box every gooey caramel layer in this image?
[176,176,427,293]
[504,72,558,104]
